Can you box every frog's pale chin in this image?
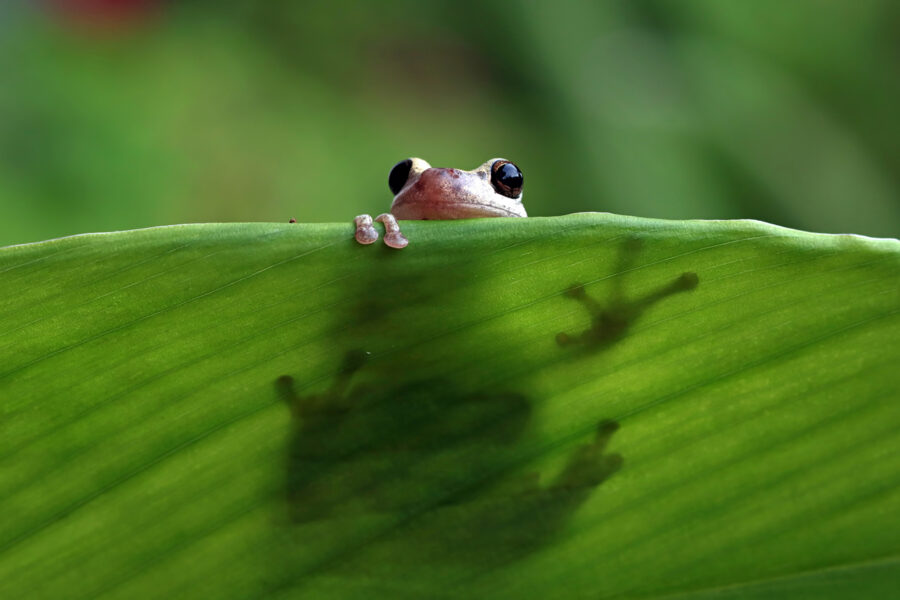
[391,198,526,220]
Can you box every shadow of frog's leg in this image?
[522,420,622,524]
[608,237,643,304]
[355,214,379,245]
[330,349,369,400]
[552,420,623,490]
[375,213,409,249]
[630,272,699,313]
[556,270,699,348]
[277,350,369,419]
[556,283,601,346]
[276,375,305,418]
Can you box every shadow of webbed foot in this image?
[556,268,699,349]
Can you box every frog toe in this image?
[383,232,409,249]
[375,213,409,249]
[354,215,379,245]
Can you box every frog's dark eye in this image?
[490,160,524,198]
[388,159,413,195]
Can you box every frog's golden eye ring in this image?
[490,160,524,199]
[388,158,413,195]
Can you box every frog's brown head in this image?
[388,157,526,220]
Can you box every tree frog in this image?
[354,157,527,249]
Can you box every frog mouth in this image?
[391,194,527,219]
[426,198,527,217]
[456,201,527,218]
[476,204,526,217]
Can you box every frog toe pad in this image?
[375,213,409,249]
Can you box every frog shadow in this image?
[275,350,622,573]
[272,237,699,580]
[556,238,699,352]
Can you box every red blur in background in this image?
[45,0,159,29]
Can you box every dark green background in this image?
[2,0,898,246]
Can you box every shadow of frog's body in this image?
[276,351,621,570]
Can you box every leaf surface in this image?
[0,214,897,599]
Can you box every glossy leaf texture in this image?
[0,214,898,599]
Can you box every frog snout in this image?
[422,168,462,183]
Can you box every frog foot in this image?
[375,213,409,249]
[354,214,409,248]
[354,214,379,245]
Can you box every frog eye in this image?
[388,158,413,195]
[490,160,524,198]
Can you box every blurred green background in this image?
[1,0,898,246]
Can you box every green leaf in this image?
[1,214,897,599]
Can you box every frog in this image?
[354,157,527,249]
